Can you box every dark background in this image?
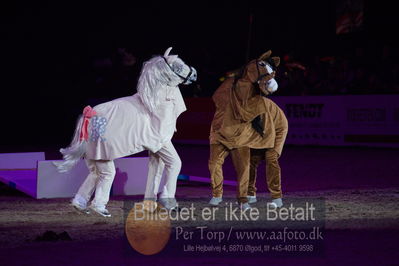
[1,0,398,149]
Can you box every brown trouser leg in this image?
[249,149,283,199]
[265,149,282,199]
[248,149,265,196]
[209,144,229,198]
[209,143,249,203]
[231,146,250,203]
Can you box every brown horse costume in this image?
[209,50,288,205]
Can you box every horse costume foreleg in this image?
[265,150,282,199]
[144,153,165,200]
[265,104,288,200]
[144,141,181,200]
[157,141,181,199]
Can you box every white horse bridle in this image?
[163,47,195,85]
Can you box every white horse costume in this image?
[55,47,197,216]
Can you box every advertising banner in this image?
[175,95,399,148]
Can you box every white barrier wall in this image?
[0,152,45,169]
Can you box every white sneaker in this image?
[268,198,283,208]
[158,198,178,210]
[240,202,252,211]
[209,197,223,206]
[71,198,90,214]
[89,205,111,217]
[247,195,257,204]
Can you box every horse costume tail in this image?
[53,106,96,173]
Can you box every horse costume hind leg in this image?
[209,50,287,209]
[247,98,288,207]
[55,47,197,217]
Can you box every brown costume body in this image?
[208,51,288,203]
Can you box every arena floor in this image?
[0,145,398,265]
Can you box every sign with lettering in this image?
[174,95,399,148]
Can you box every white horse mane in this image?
[137,48,188,113]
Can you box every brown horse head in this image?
[229,50,280,95]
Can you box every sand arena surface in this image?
[1,185,399,248]
[0,145,399,264]
[0,183,399,265]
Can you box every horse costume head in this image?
[229,50,280,96]
[137,47,197,113]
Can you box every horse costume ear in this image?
[271,56,280,67]
[258,50,272,61]
[164,47,178,63]
[164,47,173,57]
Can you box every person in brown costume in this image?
[208,50,288,210]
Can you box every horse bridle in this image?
[255,58,276,85]
[232,58,276,89]
[162,57,194,84]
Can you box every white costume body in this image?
[85,87,186,160]
[74,88,186,208]
[57,48,197,211]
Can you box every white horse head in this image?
[137,47,197,113]
[163,47,197,85]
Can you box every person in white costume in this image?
[55,47,197,217]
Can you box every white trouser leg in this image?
[144,152,165,200]
[158,141,182,199]
[90,160,116,209]
[144,141,181,200]
[74,159,98,205]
